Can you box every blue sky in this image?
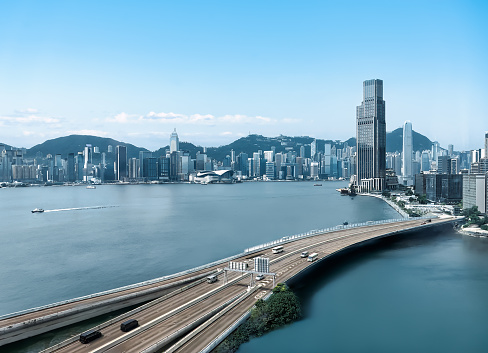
[0,1,487,151]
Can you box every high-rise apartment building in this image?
[355,79,386,191]
[402,121,413,186]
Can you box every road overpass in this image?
[0,216,459,351]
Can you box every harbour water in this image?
[1,181,487,352]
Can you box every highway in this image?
[37,217,455,353]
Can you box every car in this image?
[256,274,265,281]
[300,251,309,258]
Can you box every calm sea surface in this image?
[1,181,487,353]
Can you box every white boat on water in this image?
[32,208,44,213]
[86,185,96,189]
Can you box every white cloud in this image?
[107,111,283,126]
[0,115,60,124]
[106,112,136,123]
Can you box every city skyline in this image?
[1,1,487,150]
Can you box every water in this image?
[1,181,487,353]
[238,228,488,353]
[1,180,393,316]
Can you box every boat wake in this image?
[43,206,118,213]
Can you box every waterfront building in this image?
[115,145,127,181]
[416,173,463,203]
[463,174,487,214]
[265,162,275,180]
[67,153,75,182]
[264,150,274,163]
[275,153,283,179]
[170,129,179,153]
[252,152,262,178]
[324,143,331,176]
[355,79,386,192]
[310,162,319,179]
[311,139,317,161]
[402,121,413,186]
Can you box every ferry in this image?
[31,208,44,213]
[86,185,96,189]
[314,183,322,186]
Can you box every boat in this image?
[86,185,96,189]
[32,208,44,213]
[314,183,322,186]
[343,221,349,225]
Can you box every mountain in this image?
[25,135,149,159]
[387,127,432,153]
[20,127,433,161]
[343,128,432,154]
[0,143,14,150]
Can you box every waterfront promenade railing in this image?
[243,216,431,253]
[0,216,431,321]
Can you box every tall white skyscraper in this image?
[402,121,413,186]
[170,128,179,153]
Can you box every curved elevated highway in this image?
[0,217,458,352]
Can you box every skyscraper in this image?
[485,132,488,159]
[402,121,413,186]
[115,145,127,181]
[311,139,317,161]
[355,79,386,191]
[170,129,179,153]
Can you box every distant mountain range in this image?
[3,127,433,161]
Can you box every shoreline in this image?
[358,193,409,218]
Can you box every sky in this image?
[0,0,487,151]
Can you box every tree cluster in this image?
[462,206,488,230]
[214,283,302,353]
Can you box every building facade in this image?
[402,121,413,186]
[355,79,386,191]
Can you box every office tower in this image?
[84,144,92,169]
[115,145,127,181]
[401,121,413,186]
[253,152,261,177]
[170,128,179,153]
[356,79,386,191]
[421,151,430,172]
[238,152,248,176]
[265,162,275,180]
[311,139,317,161]
[275,153,283,179]
[448,144,453,157]
[324,143,331,176]
[300,145,305,158]
[139,151,153,178]
[432,141,440,162]
[437,155,451,174]
[485,132,488,159]
[67,153,75,182]
[264,151,274,163]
